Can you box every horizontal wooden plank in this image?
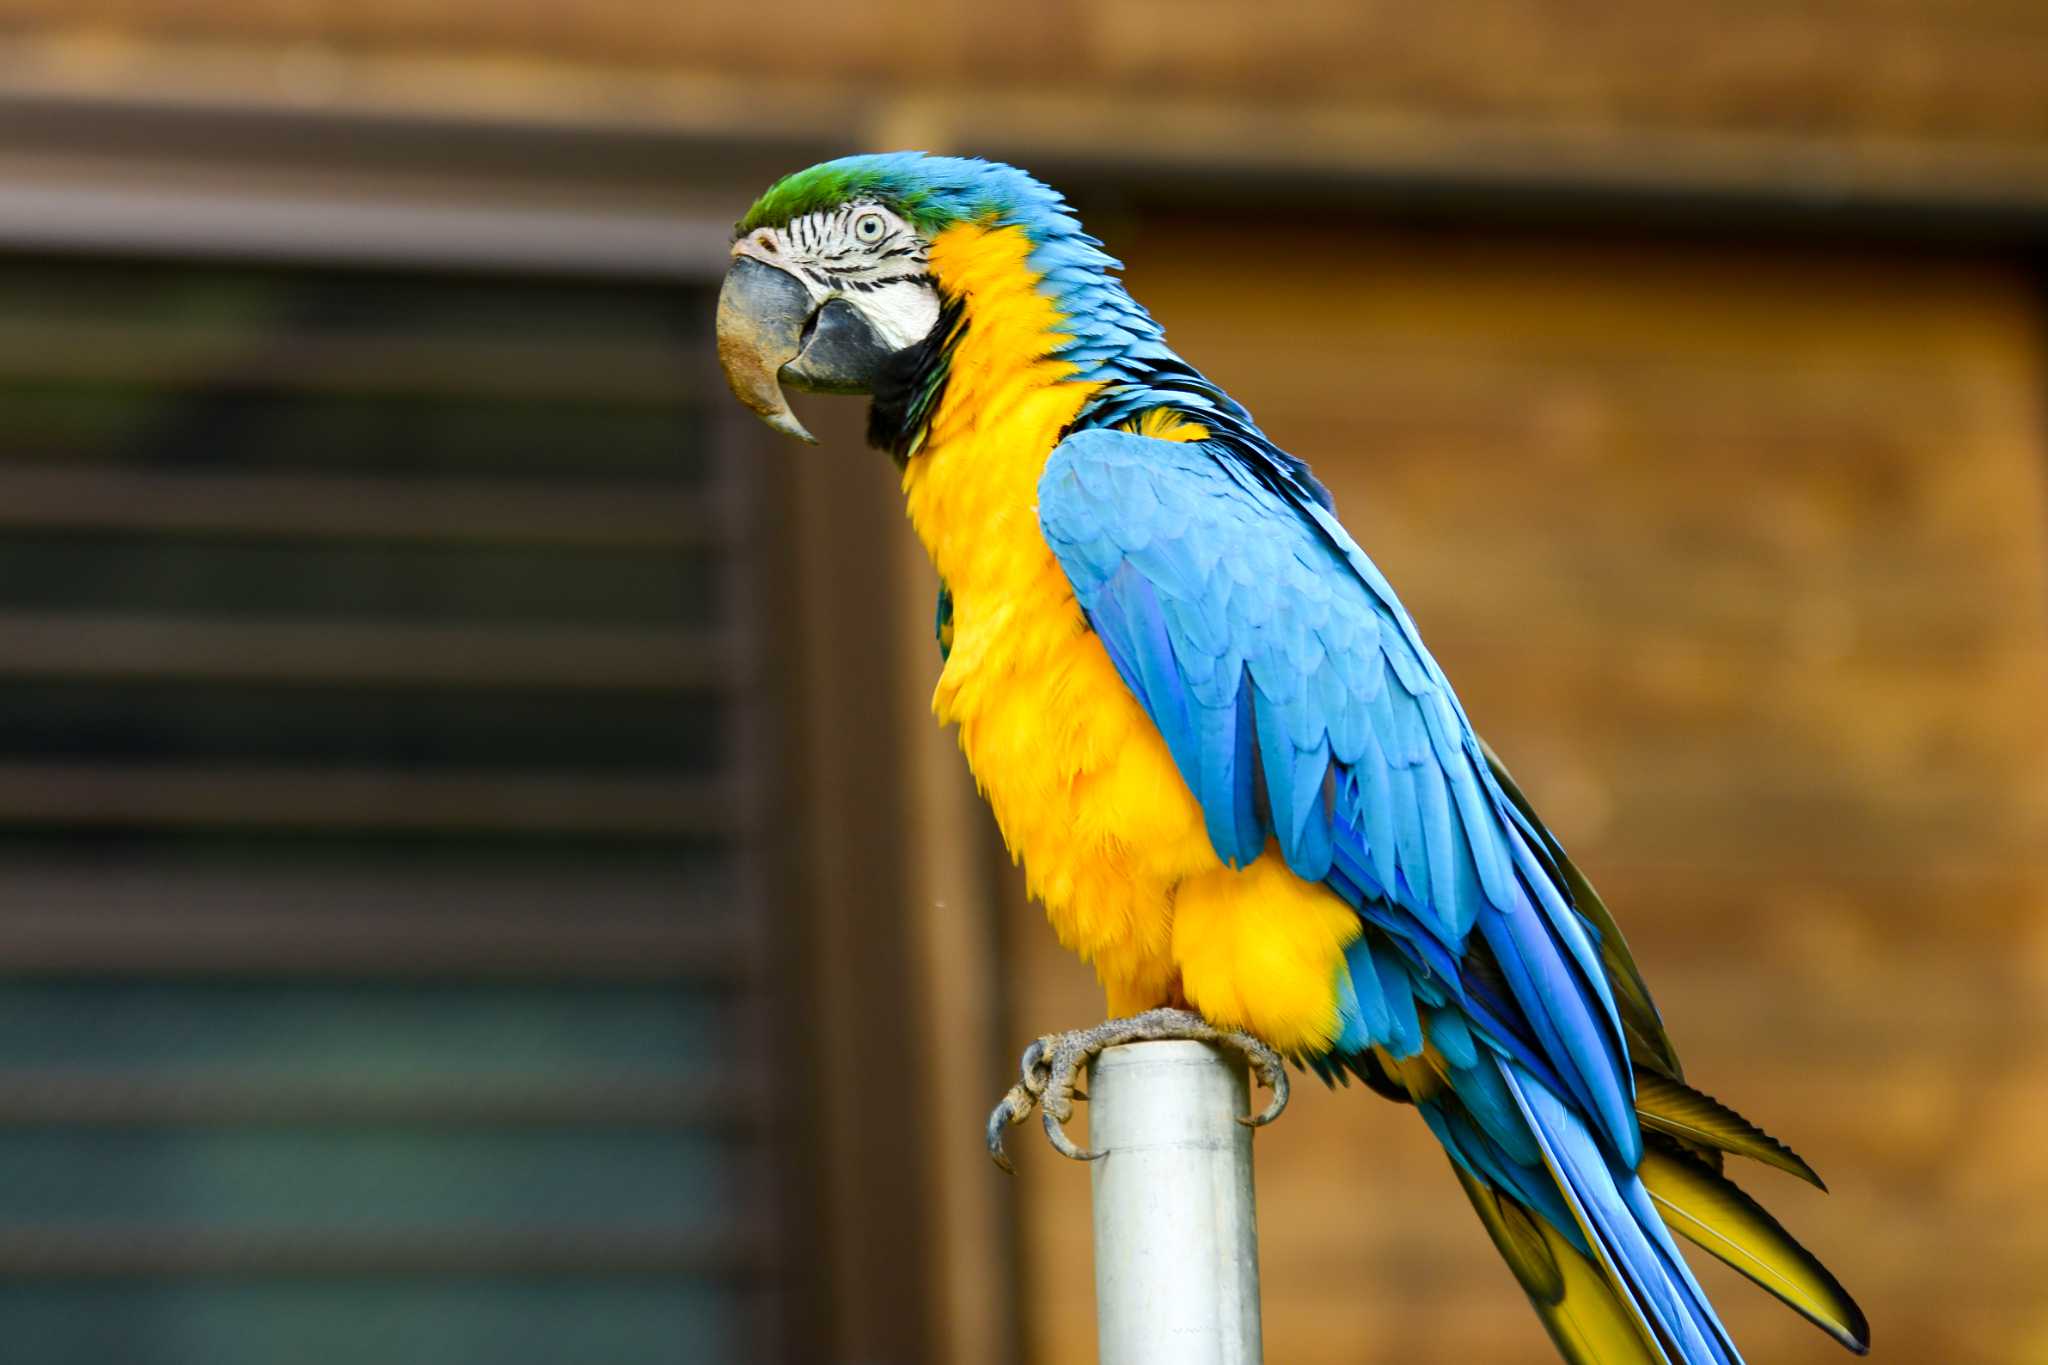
[0,163,738,283]
[7,3,2048,184]
[0,468,725,549]
[0,858,736,920]
[0,848,762,977]
[0,905,752,979]
[0,763,746,836]
[0,1227,773,1278]
[0,613,741,689]
[0,1073,768,1130]
[0,319,705,404]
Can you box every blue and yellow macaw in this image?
[716,153,1868,1364]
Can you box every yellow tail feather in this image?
[1639,1143,1870,1354]
[1635,1071,1826,1189]
[1453,1166,1664,1365]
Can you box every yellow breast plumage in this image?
[902,223,1355,1053]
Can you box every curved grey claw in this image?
[985,1033,1056,1174]
[1237,1047,1290,1128]
[1041,1101,1100,1162]
[985,1085,1034,1175]
[984,1008,1290,1174]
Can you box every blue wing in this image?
[1041,426,1741,1364]
[1039,427,1631,1142]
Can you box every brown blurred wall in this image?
[3,0,2048,189]
[1001,226,2048,1365]
[2,4,2045,1364]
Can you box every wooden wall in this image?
[0,0,2042,142]
[2,1,2047,204]
[992,225,2048,1365]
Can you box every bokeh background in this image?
[0,3,2041,1363]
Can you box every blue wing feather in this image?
[1040,427,1633,1132]
[1507,1064,1739,1363]
[1039,423,1744,1358]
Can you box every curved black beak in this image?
[715,256,894,444]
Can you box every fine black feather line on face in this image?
[784,205,930,283]
[843,273,937,293]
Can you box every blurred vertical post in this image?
[1089,1041,1264,1365]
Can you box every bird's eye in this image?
[853,212,886,243]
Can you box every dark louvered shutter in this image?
[0,254,779,1363]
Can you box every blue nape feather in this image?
[750,152,1334,509]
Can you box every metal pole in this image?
[1088,1040,1264,1365]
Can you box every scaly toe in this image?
[1018,1038,1054,1097]
[983,1012,1294,1172]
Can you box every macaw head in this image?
[716,151,1080,444]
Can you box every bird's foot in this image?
[984,1007,1290,1173]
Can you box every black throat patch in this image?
[866,295,966,464]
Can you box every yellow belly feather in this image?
[901,223,1355,1054]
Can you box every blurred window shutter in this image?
[0,253,781,1363]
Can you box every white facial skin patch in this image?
[730,202,942,353]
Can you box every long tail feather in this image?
[1504,1062,1743,1365]
[1634,1072,1827,1190]
[1480,739,1684,1079]
[1454,1164,1666,1365]
[1639,1141,1871,1354]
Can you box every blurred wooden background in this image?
[0,3,2042,1364]
[998,227,2048,1365]
[4,0,2048,189]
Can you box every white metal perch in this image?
[1087,1039,1265,1365]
